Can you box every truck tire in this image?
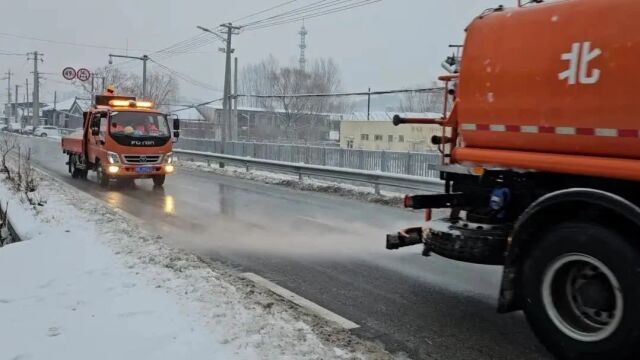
[521,222,640,360]
[95,161,110,188]
[40,133,47,138]
[152,175,165,187]
[69,155,81,179]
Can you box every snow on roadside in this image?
[0,175,237,359]
[176,159,407,207]
[0,166,400,359]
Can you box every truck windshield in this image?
[110,112,170,137]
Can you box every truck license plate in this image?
[136,166,153,174]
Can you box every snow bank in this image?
[0,165,397,359]
[0,176,234,359]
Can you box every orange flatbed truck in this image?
[61,95,180,187]
[386,0,640,358]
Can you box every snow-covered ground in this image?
[0,166,398,359]
[176,158,407,207]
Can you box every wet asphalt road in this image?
[24,136,550,360]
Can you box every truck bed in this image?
[61,130,84,155]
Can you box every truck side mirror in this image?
[172,116,180,131]
[90,113,103,136]
[91,120,100,136]
[169,114,180,139]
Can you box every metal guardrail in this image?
[174,149,444,194]
[176,138,442,178]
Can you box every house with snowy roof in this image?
[42,97,91,129]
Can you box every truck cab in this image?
[62,95,180,187]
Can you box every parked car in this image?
[22,125,35,135]
[33,126,60,138]
[7,123,21,133]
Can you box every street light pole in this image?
[108,54,150,98]
[142,55,148,99]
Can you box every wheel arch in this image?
[498,188,640,313]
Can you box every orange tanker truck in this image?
[61,95,180,187]
[386,0,640,358]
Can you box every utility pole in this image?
[25,78,29,123]
[2,70,13,124]
[91,76,95,100]
[142,55,148,98]
[91,74,106,98]
[197,23,240,151]
[108,54,149,98]
[28,51,43,128]
[94,75,106,94]
[221,23,240,150]
[53,91,57,126]
[14,85,19,125]
[367,87,371,121]
[233,56,238,141]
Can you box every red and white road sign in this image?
[62,67,76,81]
[77,68,91,82]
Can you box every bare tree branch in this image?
[240,56,346,142]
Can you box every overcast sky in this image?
[1,0,503,104]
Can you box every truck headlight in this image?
[163,152,174,164]
[107,152,120,164]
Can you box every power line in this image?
[109,33,221,68]
[0,31,153,52]
[236,87,443,99]
[0,50,26,56]
[243,0,382,31]
[150,59,223,92]
[153,34,208,54]
[239,0,379,29]
[240,0,335,27]
[154,34,213,57]
[169,97,225,113]
[153,36,219,61]
[167,87,442,119]
[232,0,300,22]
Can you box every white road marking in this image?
[296,215,336,227]
[241,272,360,330]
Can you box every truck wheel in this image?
[521,222,640,360]
[152,175,165,187]
[95,161,110,187]
[69,155,81,179]
[40,133,47,138]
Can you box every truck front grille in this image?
[123,155,162,164]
